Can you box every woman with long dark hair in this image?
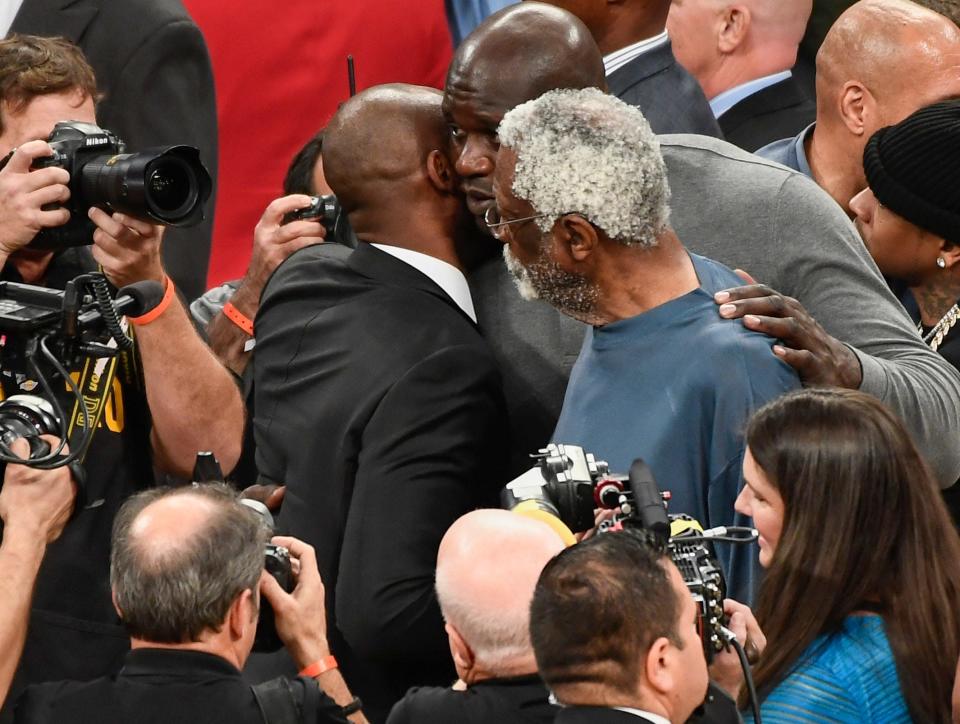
[735,387,960,722]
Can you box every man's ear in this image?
[839,81,873,136]
[644,636,674,696]
[111,590,123,619]
[445,622,476,673]
[228,588,257,641]
[717,5,750,54]
[940,240,960,269]
[427,149,457,194]
[553,214,600,265]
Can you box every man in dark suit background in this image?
[530,532,711,724]
[9,0,218,302]
[252,84,507,722]
[667,0,814,151]
[538,0,721,137]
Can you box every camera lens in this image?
[145,157,197,220]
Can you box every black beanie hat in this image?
[862,99,960,245]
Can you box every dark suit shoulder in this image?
[608,42,722,138]
[718,76,816,152]
[388,679,558,724]
[555,706,657,723]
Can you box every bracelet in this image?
[129,276,174,326]
[341,697,363,716]
[299,655,338,678]
[223,301,254,336]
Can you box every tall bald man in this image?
[667,0,815,150]
[388,510,565,724]
[253,84,507,721]
[758,0,960,217]
[538,0,721,136]
[447,2,960,487]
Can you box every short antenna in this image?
[347,55,357,97]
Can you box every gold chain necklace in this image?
[919,303,960,352]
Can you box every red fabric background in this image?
[182,1,453,286]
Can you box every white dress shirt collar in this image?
[370,243,476,323]
[709,69,793,119]
[612,707,672,724]
[0,0,24,37]
[603,31,670,77]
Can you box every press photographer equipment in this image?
[282,194,357,248]
[0,120,212,249]
[503,443,763,723]
[239,497,295,652]
[0,273,162,473]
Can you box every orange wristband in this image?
[129,276,174,326]
[223,300,254,336]
[298,655,338,678]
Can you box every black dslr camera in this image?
[503,444,757,663]
[282,195,357,248]
[239,498,295,652]
[0,121,212,249]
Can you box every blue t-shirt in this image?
[552,253,799,603]
[750,615,911,723]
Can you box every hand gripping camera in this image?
[502,443,758,663]
[0,121,212,249]
[282,195,357,248]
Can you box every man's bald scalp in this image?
[817,0,960,99]
[448,3,606,101]
[323,84,447,212]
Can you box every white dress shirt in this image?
[0,0,24,37]
[370,243,477,323]
[709,69,793,119]
[602,31,670,77]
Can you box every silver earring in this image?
[938,257,947,269]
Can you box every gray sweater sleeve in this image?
[663,136,960,487]
[765,174,960,486]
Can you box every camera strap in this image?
[250,676,309,724]
[64,319,132,463]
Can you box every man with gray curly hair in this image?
[491,88,800,602]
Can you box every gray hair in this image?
[110,484,269,643]
[436,565,532,669]
[498,87,671,247]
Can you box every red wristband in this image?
[298,655,338,678]
[129,275,174,326]
[223,301,254,336]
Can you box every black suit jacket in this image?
[253,242,508,722]
[387,676,558,724]
[556,707,658,723]
[607,40,722,138]
[717,74,816,153]
[11,0,218,302]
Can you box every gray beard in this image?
[502,244,600,323]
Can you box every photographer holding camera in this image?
[530,531,727,724]
[0,437,75,708]
[12,483,365,724]
[0,34,244,708]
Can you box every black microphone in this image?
[628,458,671,544]
[113,280,165,317]
[74,279,165,329]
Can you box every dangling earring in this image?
[938,257,947,269]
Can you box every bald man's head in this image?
[322,83,449,215]
[111,485,268,643]
[667,0,812,99]
[817,0,960,130]
[435,509,565,671]
[443,2,605,221]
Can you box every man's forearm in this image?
[0,529,47,706]
[205,280,260,377]
[137,292,244,477]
